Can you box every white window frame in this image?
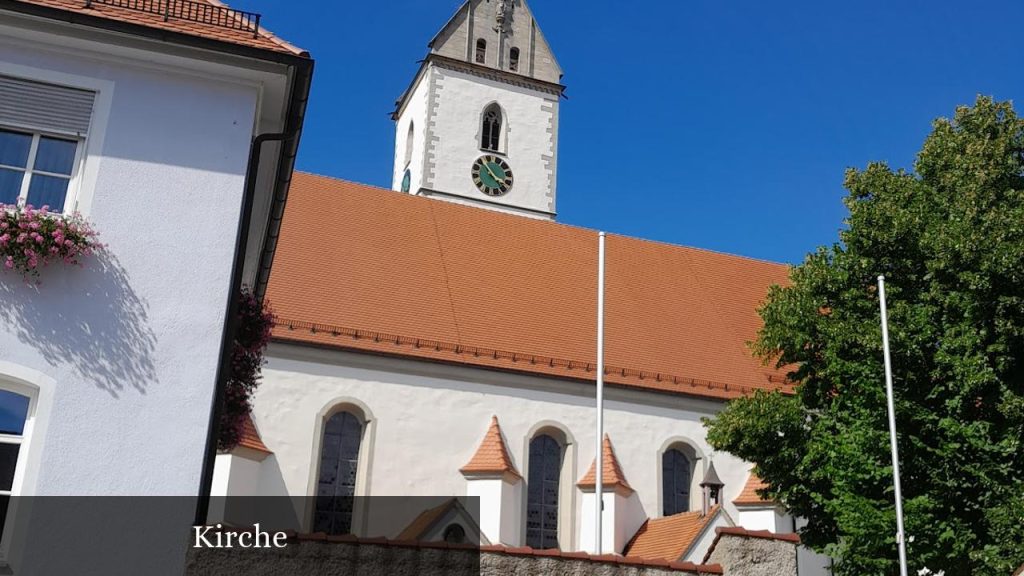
[0,127,86,214]
[0,363,55,571]
[0,62,115,217]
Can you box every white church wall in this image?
[737,507,785,533]
[420,65,558,217]
[392,68,431,192]
[466,477,522,545]
[250,343,753,551]
[579,490,645,555]
[0,25,262,496]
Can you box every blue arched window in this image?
[314,411,363,534]
[526,434,561,549]
[662,447,692,516]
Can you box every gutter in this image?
[192,56,314,526]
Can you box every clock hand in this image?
[482,162,502,184]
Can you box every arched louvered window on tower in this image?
[314,411,364,535]
[509,47,520,72]
[526,434,562,549]
[662,447,692,516]
[404,121,415,167]
[481,104,502,152]
[476,38,487,64]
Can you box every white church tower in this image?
[391,0,564,219]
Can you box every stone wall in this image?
[704,530,798,576]
[185,538,721,576]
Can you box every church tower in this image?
[391,0,564,219]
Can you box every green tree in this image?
[704,96,1024,575]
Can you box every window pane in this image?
[26,174,70,212]
[0,168,24,205]
[34,137,77,175]
[0,130,31,168]
[0,444,19,491]
[0,391,30,436]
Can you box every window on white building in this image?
[313,411,363,535]
[509,47,520,72]
[481,104,502,152]
[526,434,561,549]
[0,75,95,214]
[662,447,693,516]
[0,130,81,212]
[0,387,33,541]
[475,39,487,64]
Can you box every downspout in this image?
[192,131,292,526]
[193,57,311,526]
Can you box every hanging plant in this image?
[217,288,274,452]
[0,204,101,280]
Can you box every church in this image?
[212,1,830,572]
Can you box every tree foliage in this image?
[704,96,1024,575]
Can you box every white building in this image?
[0,0,310,573]
[216,2,830,573]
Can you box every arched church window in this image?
[404,121,415,167]
[481,104,502,152]
[314,410,363,535]
[662,447,692,516]
[526,434,561,549]
[509,47,520,72]
[475,39,487,64]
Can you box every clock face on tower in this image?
[471,155,514,197]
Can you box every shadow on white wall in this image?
[0,251,157,397]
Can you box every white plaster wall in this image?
[250,345,754,552]
[737,508,780,533]
[466,478,503,544]
[421,64,558,216]
[392,71,430,192]
[579,491,643,555]
[684,514,731,564]
[0,32,259,496]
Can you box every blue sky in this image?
[244,0,1024,264]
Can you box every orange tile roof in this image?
[577,435,632,492]
[733,472,772,506]
[236,412,271,454]
[395,498,457,541]
[267,173,795,401]
[623,507,720,563]
[9,0,305,55]
[460,416,521,480]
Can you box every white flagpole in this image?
[878,275,909,576]
[595,232,606,554]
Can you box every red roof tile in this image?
[733,472,772,506]
[267,173,795,402]
[235,412,271,454]
[577,435,632,492]
[395,498,458,541]
[9,0,305,55]
[623,507,720,562]
[460,416,521,480]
